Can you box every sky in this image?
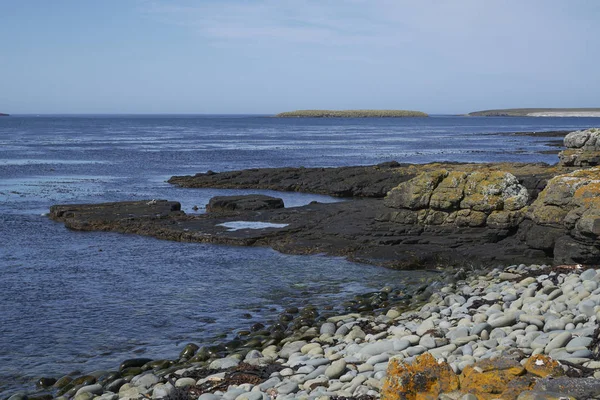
[1,0,599,114]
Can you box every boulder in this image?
[206,195,284,213]
[559,128,600,167]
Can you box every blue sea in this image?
[0,115,597,396]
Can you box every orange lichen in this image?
[523,354,564,378]
[381,353,459,400]
[459,358,526,399]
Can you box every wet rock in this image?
[119,358,153,372]
[206,195,284,213]
[36,377,57,388]
[179,343,199,359]
[75,384,103,396]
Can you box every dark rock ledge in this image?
[50,159,600,269]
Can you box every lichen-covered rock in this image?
[384,169,529,228]
[523,354,564,378]
[559,128,600,167]
[384,170,448,210]
[526,167,600,263]
[381,353,459,400]
[459,358,527,399]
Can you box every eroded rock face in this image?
[206,195,284,214]
[383,169,529,229]
[559,128,600,167]
[525,167,600,264]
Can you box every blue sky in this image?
[1,0,599,114]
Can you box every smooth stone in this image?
[297,365,315,374]
[404,345,427,356]
[152,383,176,399]
[279,341,308,358]
[358,363,374,373]
[566,336,593,351]
[545,332,573,354]
[471,323,491,336]
[120,358,153,372]
[488,313,517,328]
[544,319,566,332]
[119,386,142,400]
[416,318,436,336]
[97,394,118,400]
[359,340,394,357]
[446,326,470,341]
[519,314,544,329]
[275,382,299,395]
[73,393,94,400]
[304,366,328,380]
[419,334,437,349]
[235,392,263,400]
[581,269,598,281]
[106,378,126,393]
[175,377,196,388]
[366,353,389,365]
[198,395,221,400]
[453,335,479,346]
[320,323,336,335]
[258,377,281,391]
[302,357,331,367]
[209,357,240,370]
[76,384,103,396]
[134,373,159,389]
[325,359,346,379]
[223,389,247,400]
[579,300,596,317]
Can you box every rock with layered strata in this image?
[383,169,529,228]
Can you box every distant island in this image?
[468,108,600,117]
[275,109,429,118]
[0,113,9,117]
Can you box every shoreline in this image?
[8,128,600,399]
[15,263,600,400]
[7,267,449,399]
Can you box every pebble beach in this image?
[18,262,600,400]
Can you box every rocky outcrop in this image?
[523,167,600,264]
[559,128,600,167]
[382,169,529,229]
[206,195,284,214]
[48,154,600,268]
[169,162,561,199]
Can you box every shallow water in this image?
[0,115,597,395]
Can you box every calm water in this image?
[0,115,597,395]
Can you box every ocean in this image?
[0,115,596,395]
